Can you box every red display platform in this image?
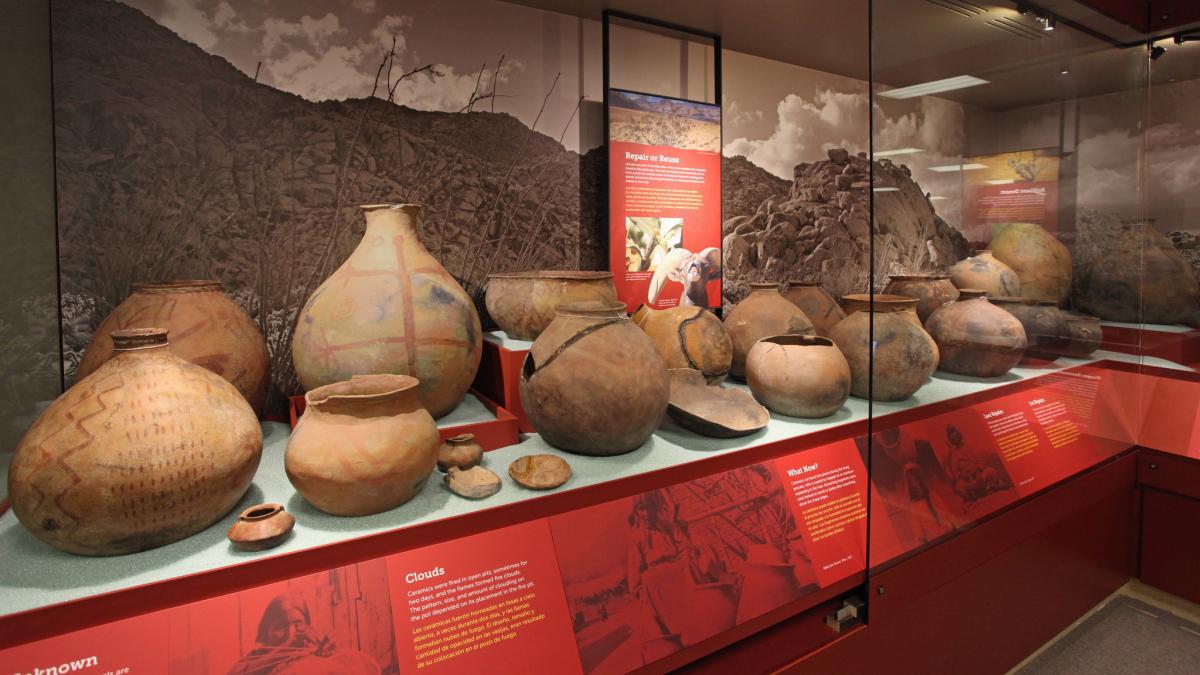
[1101,323,1200,370]
[474,334,534,433]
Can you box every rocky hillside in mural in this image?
[52,0,602,405]
[721,149,970,305]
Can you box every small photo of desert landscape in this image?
[610,90,720,152]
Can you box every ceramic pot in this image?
[437,433,483,472]
[948,250,1020,298]
[924,289,1027,377]
[991,297,1070,358]
[292,204,482,418]
[666,368,768,438]
[1062,313,1103,358]
[9,328,262,555]
[990,222,1072,305]
[633,305,732,383]
[485,271,617,341]
[520,301,669,456]
[831,295,939,401]
[841,293,923,327]
[745,335,851,418]
[76,280,270,417]
[285,374,439,516]
[782,281,846,337]
[723,283,815,379]
[883,274,959,322]
[1075,224,1200,324]
[227,504,295,552]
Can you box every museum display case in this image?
[0,0,1198,673]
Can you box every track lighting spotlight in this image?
[1150,45,1167,60]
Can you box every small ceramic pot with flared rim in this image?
[227,503,296,552]
[437,433,484,472]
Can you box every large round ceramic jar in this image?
[991,297,1070,358]
[782,281,846,337]
[286,374,439,516]
[485,270,617,340]
[924,289,1027,377]
[948,250,1020,298]
[520,301,669,456]
[77,280,271,417]
[724,283,815,379]
[1075,226,1200,324]
[830,295,938,401]
[745,335,851,418]
[9,328,263,555]
[292,204,481,418]
[883,274,960,322]
[990,222,1073,305]
[633,304,732,383]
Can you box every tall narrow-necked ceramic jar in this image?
[292,204,482,418]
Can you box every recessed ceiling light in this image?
[878,76,989,100]
[873,187,900,192]
[873,147,925,158]
[929,196,948,201]
[928,163,987,172]
[986,179,1015,185]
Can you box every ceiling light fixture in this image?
[1151,45,1167,60]
[929,196,948,201]
[1039,15,1055,31]
[1060,66,1069,75]
[878,76,989,99]
[873,187,900,192]
[872,147,925,158]
[928,163,987,172]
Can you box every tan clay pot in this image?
[292,204,482,418]
[633,304,732,383]
[841,294,923,327]
[76,280,270,417]
[227,504,295,552]
[883,274,960,322]
[924,289,1027,377]
[1062,313,1103,358]
[437,433,483,472]
[285,374,439,516]
[723,283,815,379]
[990,222,1072,305]
[949,250,1020,298]
[831,295,939,401]
[485,271,617,340]
[991,297,1070,358]
[520,301,669,456]
[9,328,262,555]
[783,281,846,337]
[745,335,851,418]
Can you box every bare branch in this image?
[490,54,505,113]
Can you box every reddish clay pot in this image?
[633,304,732,383]
[292,204,482,418]
[1062,313,1103,358]
[831,295,939,401]
[723,283,815,379]
[783,281,846,337]
[883,274,960,322]
[992,297,1070,358]
[485,271,617,341]
[841,293,923,327]
[437,433,484,472]
[949,250,1020,298]
[520,301,669,456]
[924,289,1027,377]
[285,374,439,516]
[77,280,270,417]
[745,335,851,418]
[227,504,295,552]
[990,222,1072,305]
[9,328,263,555]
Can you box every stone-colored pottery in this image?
[666,368,768,438]
[445,466,502,499]
[77,280,270,417]
[520,301,669,456]
[292,204,482,418]
[990,222,1073,305]
[1062,313,1103,359]
[724,283,815,379]
[883,274,960,322]
[437,433,484,472]
[924,289,1027,377]
[485,271,617,341]
[633,305,733,384]
[227,504,295,552]
[949,250,1020,298]
[285,374,439,516]
[991,297,1070,358]
[831,295,939,401]
[509,454,571,490]
[9,328,263,556]
[783,281,846,337]
[745,335,851,418]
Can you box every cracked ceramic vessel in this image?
[292,203,481,419]
[991,297,1070,358]
[883,274,960,322]
[745,335,851,418]
[633,304,733,384]
[485,270,617,341]
[831,295,938,401]
[9,328,262,555]
[520,301,669,456]
[723,283,815,379]
[782,281,846,337]
[949,250,1020,298]
[924,289,1027,377]
[77,280,270,417]
[989,222,1073,305]
[286,374,439,516]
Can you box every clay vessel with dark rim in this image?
[227,504,296,552]
[633,304,732,384]
[949,250,1020,298]
[723,283,815,379]
[485,270,617,341]
[782,281,846,337]
[745,335,851,418]
[830,295,938,401]
[883,274,960,322]
[924,289,1027,377]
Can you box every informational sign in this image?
[962,148,1060,241]
[607,89,722,311]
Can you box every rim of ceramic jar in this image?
[956,289,989,300]
[360,203,422,213]
[133,280,222,293]
[239,503,285,522]
[787,280,822,287]
[888,274,952,281]
[112,327,170,351]
[305,373,420,405]
[555,300,628,318]
[842,293,918,312]
[448,433,475,444]
[748,282,781,291]
[990,296,1037,306]
[759,334,836,348]
[488,270,613,281]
